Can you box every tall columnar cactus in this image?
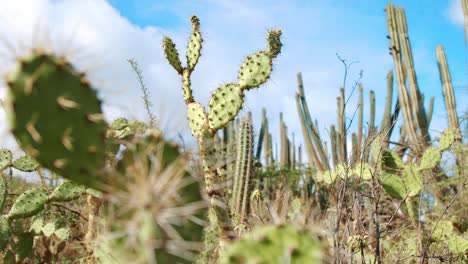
[436,45,462,162]
[295,72,329,172]
[4,51,108,190]
[162,16,282,243]
[386,4,430,154]
[379,71,394,142]
[231,115,254,226]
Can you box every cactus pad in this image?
[438,129,456,151]
[238,51,273,90]
[187,102,208,137]
[378,172,407,199]
[48,180,85,202]
[163,36,183,74]
[221,224,323,264]
[0,149,12,171]
[403,164,422,197]
[5,52,108,189]
[266,29,282,59]
[8,188,48,220]
[419,147,441,171]
[187,16,203,72]
[208,83,244,130]
[0,216,9,251]
[0,174,5,210]
[110,117,128,130]
[11,155,39,172]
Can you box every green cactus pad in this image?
[7,188,48,220]
[186,16,203,72]
[208,83,244,130]
[266,29,282,59]
[353,163,373,180]
[321,170,337,185]
[29,216,44,234]
[403,164,422,197]
[187,102,208,137]
[0,175,6,210]
[182,70,193,102]
[221,224,323,264]
[15,232,34,261]
[419,147,441,171]
[0,149,12,171]
[128,120,148,134]
[163,36,183,74]
[110,117,128,130]
[49,180,85,202]
[380,150,404,173]
[11,155,39,172]
[238,51,273,90]
[438,129,456,151]
[0,215,10,251]
[378,172,407,200]
[405,198,419,224]
[5,52,108,189]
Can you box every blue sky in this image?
[107,0,467,140]
[0,0,466,160]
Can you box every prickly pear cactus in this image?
[7,188,48,220]
[48,180,85,202]
[4,51,108,189]
[95,133,208,264]
[220,224,324,264]
[0,149,12,171]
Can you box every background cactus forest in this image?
[0,1,467,263]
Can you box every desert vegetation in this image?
[0,2,467,263]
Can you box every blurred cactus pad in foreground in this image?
[0,1,467,264]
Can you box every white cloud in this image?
[0,0,464,171]
[447,0,464,26]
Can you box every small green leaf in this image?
[8,188,48,219]
[12,155,39,172]
[438,129,456,151]
[419,147,441,171]
[0,215,10,251]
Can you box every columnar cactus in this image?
[231,115,254,226]
[162,15,282,244]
